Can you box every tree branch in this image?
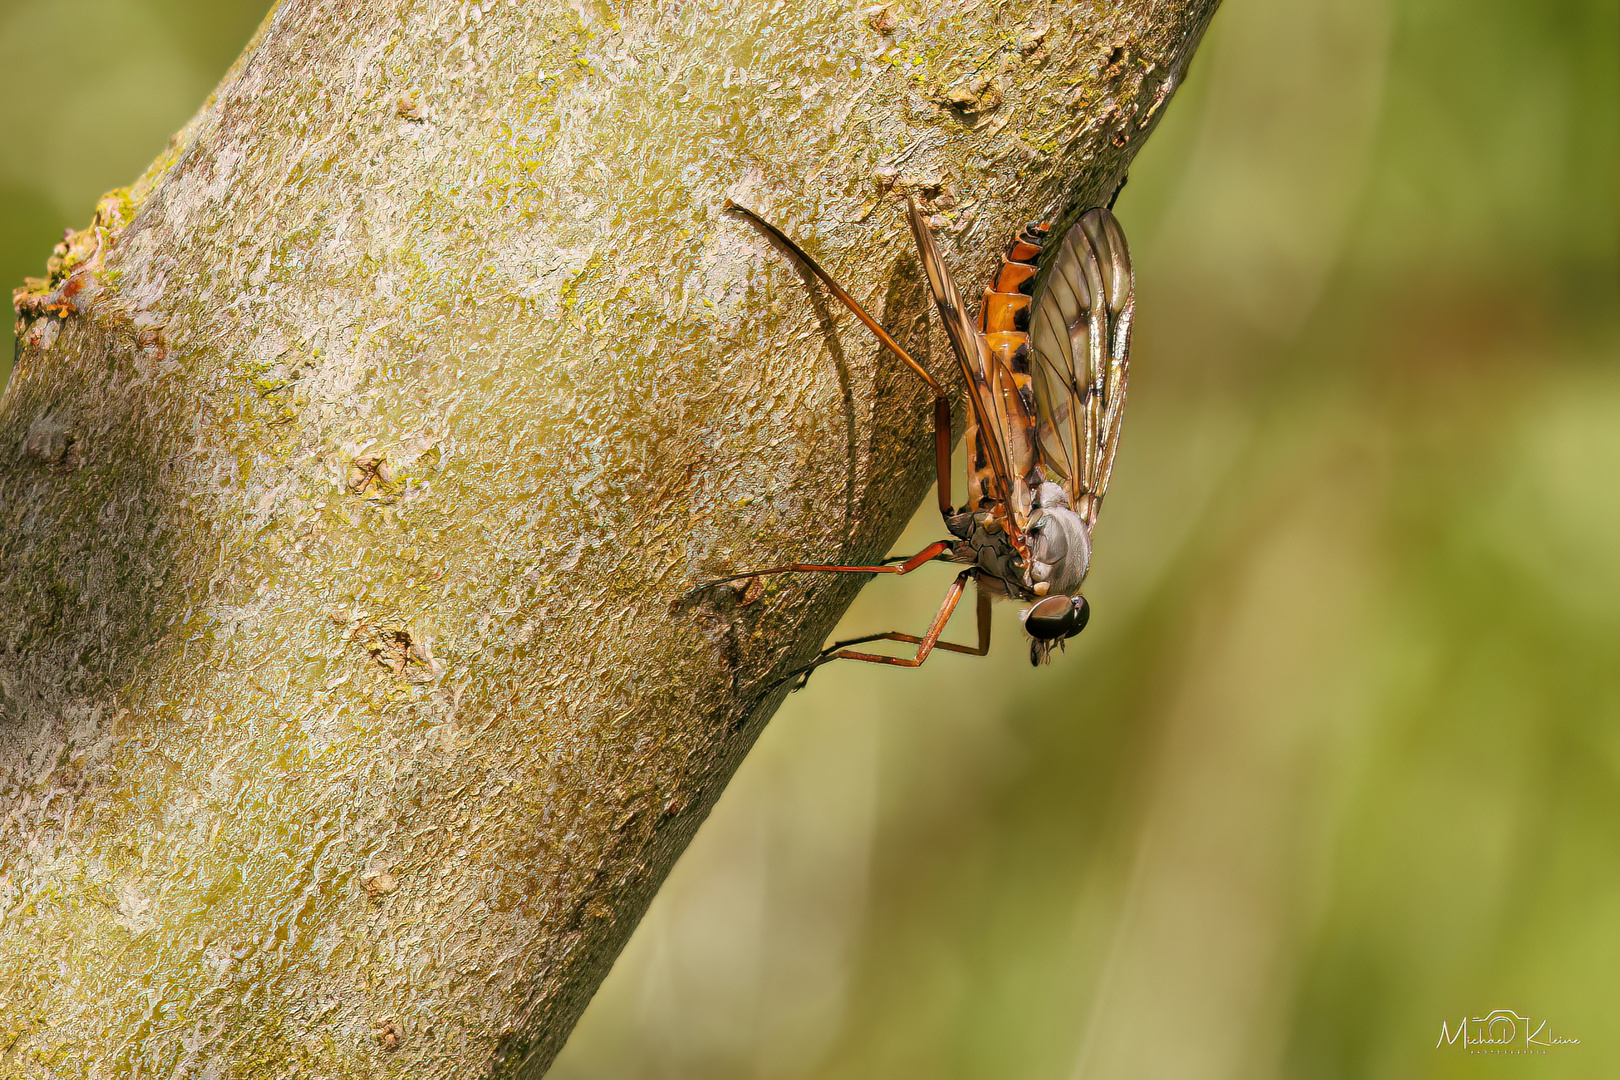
[0,0,1216,1073]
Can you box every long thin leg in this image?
[820,578,992,662]
[931,395,953,516]
[693,540,952,594]
[728,199,955,516]
[770,571,990,695]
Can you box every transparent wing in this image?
[1027,208,1135,526]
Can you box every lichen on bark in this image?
[0,0,1216,1074]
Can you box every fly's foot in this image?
[741,650,838,720]
[672,574,757,615]
[779,641,852,694]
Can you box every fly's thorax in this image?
[1026,501,1091,596]
[965,524,1025,592]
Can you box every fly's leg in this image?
[817,575,991,662]
[727,200,955,517]
[776,570,990,693]
[930,395,952,516]
[690,540,953,597]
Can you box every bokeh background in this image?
[3,0,1616,1076]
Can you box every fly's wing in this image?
[905,199,1040,536]
[1027,208,1134,527]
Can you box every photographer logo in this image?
[1437,1011,1579,1054]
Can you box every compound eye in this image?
[1025,595,1077,641]
[1066,595,1090,638]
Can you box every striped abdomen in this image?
[963,221,1051,517]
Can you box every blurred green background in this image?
[2,0,1616,1076]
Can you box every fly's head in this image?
[1020,592,1090,665]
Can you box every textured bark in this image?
[0,0,1215,1074]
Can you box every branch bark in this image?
[0,0,1215,1073]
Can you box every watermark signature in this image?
[1438,1011,1580,1054]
